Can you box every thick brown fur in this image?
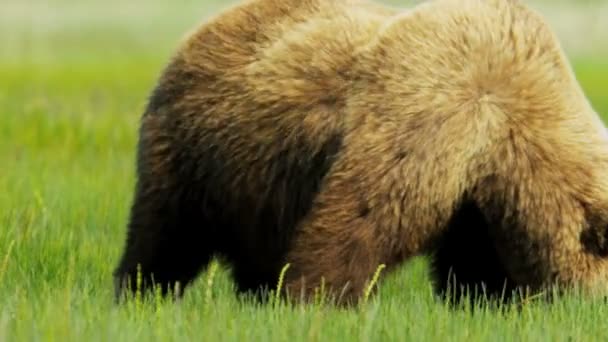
[113,0,608,306]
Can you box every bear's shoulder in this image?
[169,0,396,108]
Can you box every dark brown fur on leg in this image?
[430,200,516,306]
[113,189,214,300]
[280,187,387,307]
[283,229,383,306]
[113,115,215,301]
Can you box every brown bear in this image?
[113,0,608,306]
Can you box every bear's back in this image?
[169,0,394,112]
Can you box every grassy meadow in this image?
[1,0,608,340]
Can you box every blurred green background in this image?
[2,0,607,63]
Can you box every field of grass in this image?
[2,0,608,341]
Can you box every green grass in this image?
[2,1,608,341]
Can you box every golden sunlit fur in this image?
[114,0,608,306]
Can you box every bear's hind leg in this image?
[430,201,515,305]
[479,183,608,301]
[491,219,608,301]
